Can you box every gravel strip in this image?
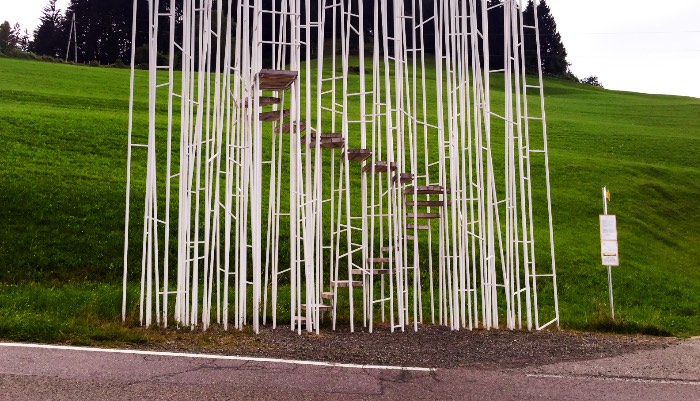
[115,324,675,369]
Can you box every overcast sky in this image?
[3,0,699,98]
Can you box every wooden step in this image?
[362,161,398,173]
[407,224,431,231]
[275,121,307,135]
[258,69,298,91]
[345,148,372,162]
[368,257,390,263]
[407,212,441,219]
[404,185,450,195]
[393,173,415,184]
[305,138,345,149]
[406,235,416,241]
[369,269,391,275]
[260,109,290,122]
[301,303,332,312]
[351,268,364,275]
[406,200,451,207]
[321,292,335,300]
[331,280,363,288]
[381,246,393,252]
[353,268,391,275]
[244,96,281,108]
[302,133,345,149]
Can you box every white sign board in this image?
[599,215,619,266]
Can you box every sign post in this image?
[600,186,619,320]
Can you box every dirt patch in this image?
[114,324,675,369]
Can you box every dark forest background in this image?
[1,0,589,81]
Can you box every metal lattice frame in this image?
[124,0,559,334]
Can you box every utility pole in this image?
[65,12,78,63]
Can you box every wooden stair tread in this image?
[244,96,281,107]
[311,132,344,139]
[362,161,398,173]
[302,134,345,149]
[331,280,363,287]
[407,212,441,219]
[368,257,390,263]
[353,268,391,275]
[407,224,431,230]
[371,269,391,275]
[381,246,393,252]
[393,173,415,183]
[258,69,298,91]
[275,121,307,134]
[406,200,451,207]
[301,303,332,311]
[321,292,334,299]
[404,185,450,195]
[345,149,372,162]
[260,109,290,122]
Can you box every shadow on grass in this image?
[589,319,672,337]
[574,303,673,337]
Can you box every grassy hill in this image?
[0,57,698,340]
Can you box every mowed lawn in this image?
[0,56,698,342]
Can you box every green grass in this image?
[0,57,698,342]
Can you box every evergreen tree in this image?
[523,0,570,76]
[66,0,136,64]
[487,0,505,71]
[29,0,66,58]
[0,21,15,51]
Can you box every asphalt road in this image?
[0,339,698,400]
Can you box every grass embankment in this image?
[0,57,698,343]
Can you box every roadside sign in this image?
[599,215,619,266]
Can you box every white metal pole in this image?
[123,0,140,324]
[603,186,614,321]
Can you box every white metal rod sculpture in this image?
[124,0,559,334]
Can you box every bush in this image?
[582,76,603,88]
[0,48,38,60]
[89,60,100,67]
[112,58,126,69]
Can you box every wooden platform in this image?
[369,269,391,275]
[331,280,363,288]
[302,133,345,149]
[257,69,298,91]
[352,268,391,275]
[404,185,450,195]
[300,303,332,312]
[243,96,281,108]
[362,161,398,173]
[406,212,441,219]
[407,224,431,231]
[275,121,307,135]
[259,109,290,122]
[345,148,372,162]
[394,173,415,184]
[406,200,451,207]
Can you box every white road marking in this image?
[0,342,435,372]
[527,373,700,386]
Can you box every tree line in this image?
[2,0,600,84]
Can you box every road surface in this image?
[0,339,698,400]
